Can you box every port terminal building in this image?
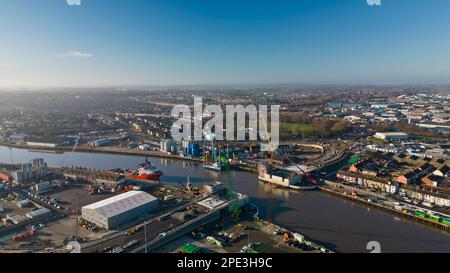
[259,169,300,188]
[81,191,158,230]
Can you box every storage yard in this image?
[156,212,329,254]
[1,164,267,253]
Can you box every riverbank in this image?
[0,143,203,163]
[319,185,450,233]
[259,220,333,253]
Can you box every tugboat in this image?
[203,162,223,172]
[125,158,163,181]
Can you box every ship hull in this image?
[126,173,162,181]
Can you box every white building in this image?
[197,197,227,210]
[26,142,59,148]
[81,191,158,230]
[258,169,300,188]
[343,115,361,121]
[33,181,53,194]
[374,132,409,141]
[160,139,178,154]
[89,138,110,147]
[11,159,48,184]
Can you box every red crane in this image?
[281,152,317,185]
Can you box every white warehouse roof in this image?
[377,132,408,136]
[83,191,157,219]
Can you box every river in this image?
[0,145,449,253]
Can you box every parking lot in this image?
[46,183,117,210]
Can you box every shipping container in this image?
[426,214,441,222]
[414,211,426,218]
[441,219,450,227]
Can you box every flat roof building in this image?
[197,197,227,211]
[82,191,158,230]
[374,132,409,141]
[26,208,52,220]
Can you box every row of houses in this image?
[399,185,450,208]
[337,170,450,207]
[337,171,399,194]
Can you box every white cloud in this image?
[53,51,93,58]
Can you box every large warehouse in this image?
[81,191,158,230]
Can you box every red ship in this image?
[125,158,163,181]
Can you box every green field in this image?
[281,123,315,134]
[368,136,389,145]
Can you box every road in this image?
[131,210,221,253]
[83,217,182,253]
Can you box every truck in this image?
[111,247,124,253]
[441,218,450,226]
[123,239,139,249]
[207,236,224,248]
[414,210,427,218]
[12,228,37,241]
[126,226,143,235]
[293,233,305,243]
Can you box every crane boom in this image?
[280,152,317,185]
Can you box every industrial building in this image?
[374,132,409,141]
[33,181,53,194]
[160,139,179,154]
[15,199,31,208]
[180,140,201,157]
[81,191,158,230]
[26,207,52,220]
[26,142,60,148]
[258,169,300,188]
[11,158,48,184]
[197,197,227,211]
[89,138,111,147]
[5,214,28,225]
[0,172,10,182]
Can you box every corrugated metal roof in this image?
[26,208,51,218]
[83,191,157,219]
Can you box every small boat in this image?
[203,162,223,172]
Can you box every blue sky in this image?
[1,0,450,87]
